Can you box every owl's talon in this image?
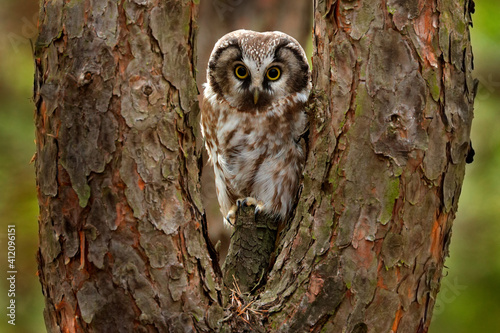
[254,201,264,217]
[225,205,237,226]
[236,199,244,209]
[225,217,234,226]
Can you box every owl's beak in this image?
[253,89,259,104]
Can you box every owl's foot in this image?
[224,197,264,226]
[226,197,264,226]
[237,197,265,217]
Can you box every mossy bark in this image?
[35,0,475,332]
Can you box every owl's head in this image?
[206,30,311,112]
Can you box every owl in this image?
[200,30,311,226]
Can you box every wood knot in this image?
[78,71,93,86]
[142,84,153,96]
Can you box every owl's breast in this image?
[215,109,304,201]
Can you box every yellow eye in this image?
[235,65,248,79]
[266,67,281,81]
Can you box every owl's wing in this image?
[200,96,233,219]
[200,95,217,162]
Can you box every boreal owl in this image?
[200,29,311,226]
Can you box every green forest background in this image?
[0,1,498,332]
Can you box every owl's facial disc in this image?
[206,30,310,112]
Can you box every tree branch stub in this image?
[222,205,280,297]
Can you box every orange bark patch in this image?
[430,213,447,261]
[137,176,145,191]
[407,283,415,300]
[307,272,325,303]
[377,261,387,289]
[355,239,375,269]
[55,297,77,333]
[377,276,387,289]
[40,100,47,137]
[78,231,85,270]
[391,306,404,332]
[115,202,126,229]
[338,2,352,34]
[414,3,438,67]
[351,218,375,269]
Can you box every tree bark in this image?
[35,0,475,332]
[250,0,475,331]
[34,0,220,332]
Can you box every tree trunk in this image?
[251,0,474,331]
[34,0,474,332]
[34,0,220,331]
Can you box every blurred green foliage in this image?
[0,1,498,332]
[430,1,500,332]
[0,0,45,332]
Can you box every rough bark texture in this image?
[249,0,475,332]
[34,1,221,332]
[222,205,280,294]
[35,0,475,332]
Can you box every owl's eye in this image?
[266,67,281,81]
[235,65,249,79]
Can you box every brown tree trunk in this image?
[34,0,474,332]
[34,0,219,331]
[250,0,474,331]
